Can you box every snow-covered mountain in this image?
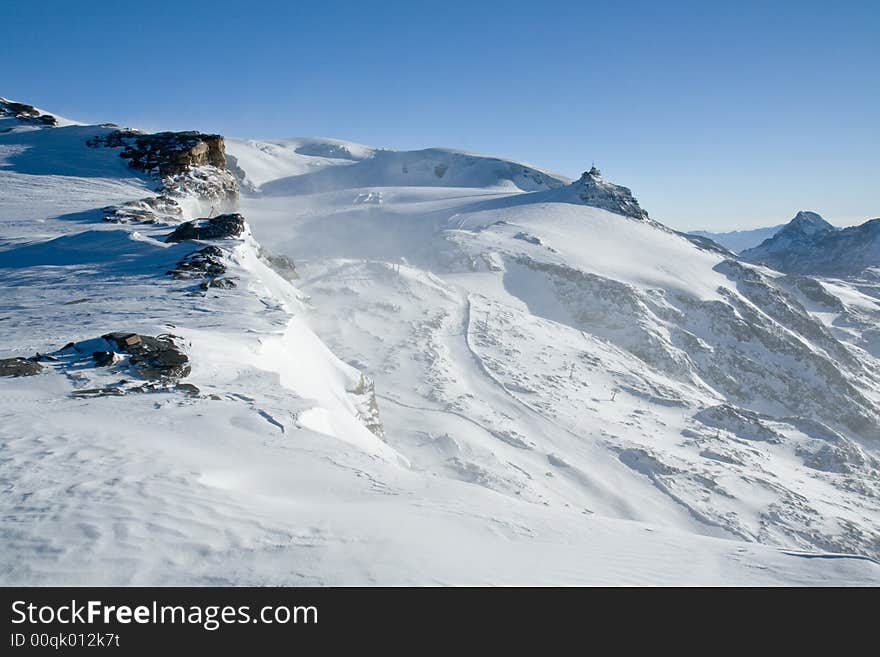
[690,224,786,253]
[742,211,880,277]
[2,99,878,585]
[225,137,570,195]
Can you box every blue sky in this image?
[3,0,877,230]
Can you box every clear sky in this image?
[3,0,878,230]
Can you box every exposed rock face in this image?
[570,167,649,221]
[0,98,57,127]
[87,128,239,225]
[0,357,43,377]
[165,214,247,243]
[777,274,845,312]
[87,130,226,176]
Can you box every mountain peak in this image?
[738,210,880,276]
[568,167,649,220]
[784,210,835,237]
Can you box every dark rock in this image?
[71,387,125,397]
[176,383,200,396]
[199,278,236,290]
[103,195,183,224]
[0,357,43,377]
[102,332,190,381]
[514,231,542,245]
[87,130,226,177]
[167,245,227,279]
[0,99,58,127]
[92,351,117,366]
[104,333,142,348]
[165,214,246,243]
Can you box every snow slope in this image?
[225,137,374,191]
[1,102,878,585]
[226,137,571,195]
[238,143,880,564]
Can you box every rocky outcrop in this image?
[0,98,57,127]
[165,214,246,243]
[56,332,191,382]
[168,245,228,279]
[88,130,226,176]
[569,167,649,221]
[694,404,783,443]
[102,194,183,224]
[100,332,190,381]
[104,167,239,225]
[0,357,43,377]
[88,129,239,225]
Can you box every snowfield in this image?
[1,103,878,585]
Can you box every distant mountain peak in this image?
[786,210,835,236]
[740,210,880,276]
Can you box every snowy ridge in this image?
[227,137,571,195]
[0,97,81,131]
[1,100,879,585]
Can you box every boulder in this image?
[167,245,227,279]
[102,333,190,381]
[200,278,236,290]
[0,357,43,377]
[165,214,246,243]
